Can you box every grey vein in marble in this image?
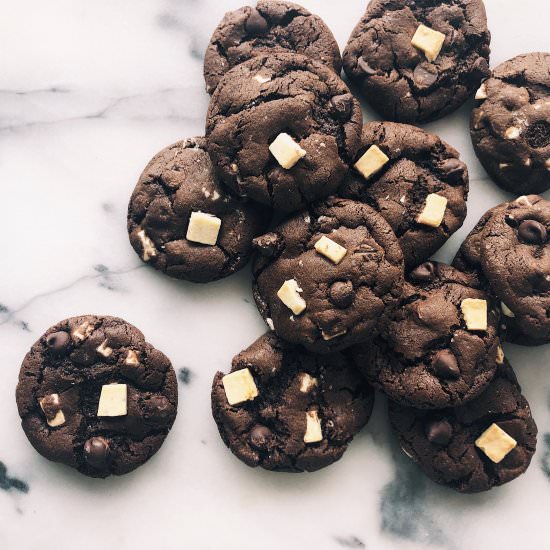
[333,535,366,548]
[0,462,29,494]
[542,434,550,481]
[178,367,193,384]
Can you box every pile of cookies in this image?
[15,0,548,493]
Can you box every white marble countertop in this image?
[1,1,549,549]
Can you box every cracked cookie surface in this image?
[205,53,363,213]
[343,0,490,123]
[252,197,404,354]
[204,0,342,94]
[339,121,469,270]
[211,332,374,472]
[471,53,550,194]
[388,358,537,493]
[127,138,267,283]
[16,315,178,478]
[352,262,500,409]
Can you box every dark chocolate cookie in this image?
[211,333,374,472]
[480,195,550,345]
[471,53,550,195]
[388,357,538,493]
[352,262,500,409]
[343,0,490,123]
[127,138,267,283]
[205,53,363,213]
[16,315,178,478]
[252,197,405,354]
[338,121,469,270]
[204,0,342,94]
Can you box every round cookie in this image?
[388,357,538,493]
[339,121,469,270]
[471,53,550,195]
[204,0,342,94]
[352,262,500,409]
[252,197,405,354]
[211,332,374,472]
[343,0,490,123]
[480,195,550,345]
[127,138,267,283]
[16,315,178,478]
[206,53,363,213]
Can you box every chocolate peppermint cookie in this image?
[16,315,178,478]
[339,121,469,269]
[204,0,342,94]
[128,138,267,283]
[352,262,500,409]
[253,197,404,354]
[206,53,363,213]
[389,357,538,493]
[471,53,550,195]
[343,0,490,123]
[211,333,374,472]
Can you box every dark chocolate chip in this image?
[432,350,460,379]
[409,262,437,283]
[45,331,70,354]
[250,425,273,450]
[83,437,112,471]
[413,64,438,89]
[518,220,547,244]
[425,419,453,446]
[505,214,518,228]
[144,395,172,421]
[357,57,378,75]
[329,281,354,308]
[439,158,466,183]
[330,94,353,119]
[245,8,268,35]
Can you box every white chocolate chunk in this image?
[354,145,389,180]
[39,394,66,427]
[475,423,517,463]
[299,373,318,393]
[461,298,488,331]
[417,194,448,228]
[501,302,516,318]
[96,340,113,357]
[321,329,347,341]
[97,384,128,417]
[475,83,488,100]
[186,212,222,246]
[545,159,550,170]
[269,133,306,169]
[505,127,521,140]
[304,410,323,443]
[72,320,94,342]
[515,195,533,207]
[496,345,505,365]
[314,236,347,264]
[266,318,275,331]
[222,368,258,406]
[137,229,157,261]
[499,163,510,169]
[254,74,271,84]
[277,279,306,315]
[411,24,446,62]
[124,349,140,366]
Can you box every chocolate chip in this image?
[518,220,547,244]
[525,121,550,149]
[409,262,437,283]
[330,94,353,119]
[432,350,460,379]
[425,419,453,446]
[250,425,272,450]
[45,331,70,354]
[439,158,466,183]
[144,395,172,421]
[357,57,378,75]
[83,437,112,470]
[329,281,354,308]
[413,64,438,89]
[505,214,518,227]
[245,8,268,35]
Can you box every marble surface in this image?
[1,1,549,549]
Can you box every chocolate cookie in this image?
[388,357,538,493]
[204,0,342,94]
[252,197,405,354]
[338,122,469,269]
[343,0,490,123]
[205,53,363,213]
[211,333,374,472]
[16,315,178,478]
[471,53,550,195]
[352,262,500,409]
[480,195,550,345]
[127,138,267,283]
